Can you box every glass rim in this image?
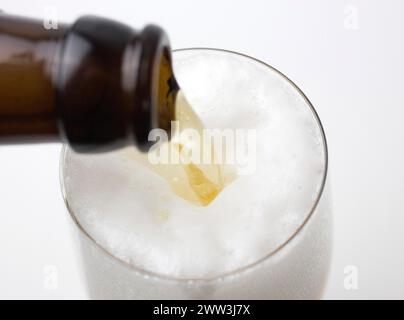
[59,47,329,283]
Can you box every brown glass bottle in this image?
[0,12,178,152]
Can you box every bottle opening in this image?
[155,46,178,134]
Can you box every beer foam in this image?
[62,50,325,279]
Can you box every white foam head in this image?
[61,49,326,279]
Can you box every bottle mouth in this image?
[134,25,176,152]
[155,46,178,135]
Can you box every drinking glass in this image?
[60,48,332,299]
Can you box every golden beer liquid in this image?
[128,91,235,207]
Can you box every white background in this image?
[0,0,403,299]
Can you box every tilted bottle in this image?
[0,12,178,152]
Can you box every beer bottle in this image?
[0,12,178,152]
